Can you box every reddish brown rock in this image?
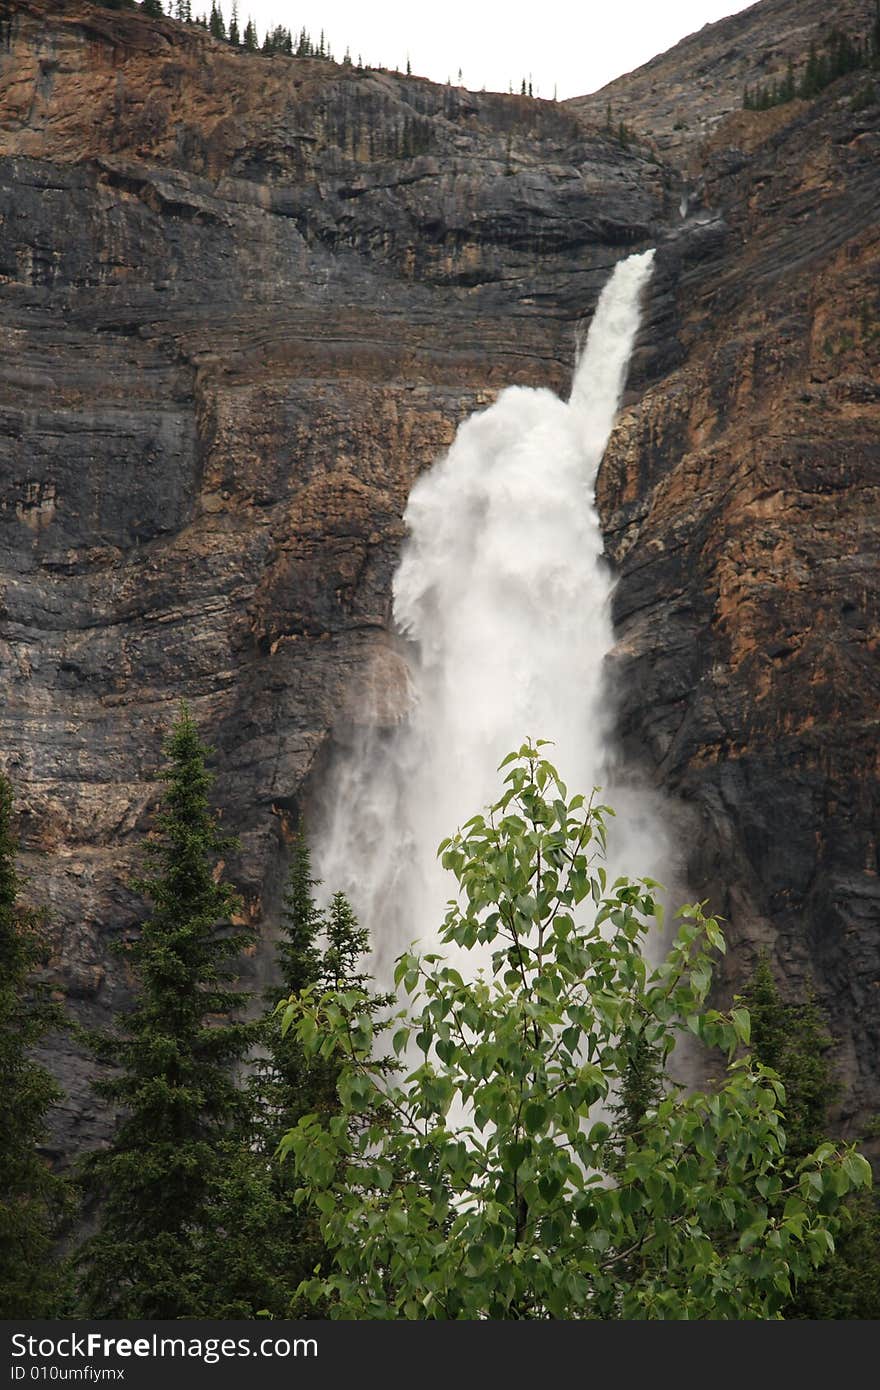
[0,1,667,1156]
[599,55,879,1140]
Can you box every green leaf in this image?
[387,1205,409,1235]
[842,1151,872,1189]
[731,1007,751,1045]
[524,1102,547,1134]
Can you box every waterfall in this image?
[315,249,663,981]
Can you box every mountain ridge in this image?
[567,0,876,162]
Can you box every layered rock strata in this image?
[600,72,880,1136]
[0,1,667,1154]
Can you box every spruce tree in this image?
[244,830,334,1307]
[0,776,69,1317]
[608,1025,666,1154]
[76,705,258,1318]
[276,826,323,999]
[743,953,880,1319]
[260,831,393,1145]
[253,827,329,1154]
[800,42,820,98]
[254,831,394,1309]
[208,1,225,41]
[601,1009,667,1285]
[743,953,831,1155]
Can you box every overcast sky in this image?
[217,1,757,100]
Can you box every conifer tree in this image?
[245,830,334,1305]
[252,830,394,1309]
[208,0,226,41]
[607,1024,666,1156]
[601,1007,668,1286]
[800,41,820,98]
[265,25,293,56]
[243,16,257,51]
[742,954,880,1319]
[76,705,259,1318]
[0,776,69,1317]
[277,828,323,993]
[228,0,239,47]
[743,953,832,1156]
[254,827,330,1150]
[268,845,393,1142]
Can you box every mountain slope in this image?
[567,0,876,162]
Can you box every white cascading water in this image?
[316,249,667,981]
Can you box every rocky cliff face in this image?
[590,11,880,1137]
[0,0,669,1154]
[0,0,877,1153]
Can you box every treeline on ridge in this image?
[743,9,880,111]
[94,0,357,63]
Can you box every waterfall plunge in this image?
[315,250,665,982]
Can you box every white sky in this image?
[215,1,757,100]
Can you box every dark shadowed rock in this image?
[599,58,880,1139]
[0,0,667,1157]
